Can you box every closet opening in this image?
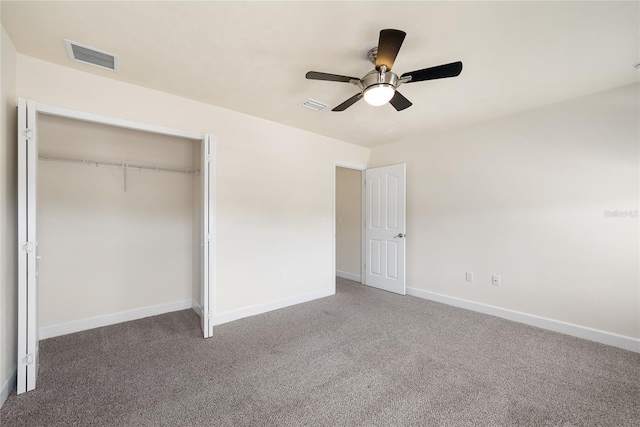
[17,99,215,394]
[38,115,201,338]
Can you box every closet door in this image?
[17,99,39,393]
[201,135,215,338]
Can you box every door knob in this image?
[394,233,405,238]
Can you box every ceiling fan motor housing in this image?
[361,69,399,90]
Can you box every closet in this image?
[16,99,215,394]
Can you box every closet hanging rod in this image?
[38,152,200,175]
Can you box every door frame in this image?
[17,100,216,393]
[333,161,367,293]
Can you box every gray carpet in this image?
[2,278,639,426]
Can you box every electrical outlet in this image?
[465,272,474,282]
[492,275,500,286]
[278,269,285,278]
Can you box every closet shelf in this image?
[39,152,200,175]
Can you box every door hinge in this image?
[22,353,34,365]
[23,129,33,140]
[206,311,213,320]
[206,154,212,163]
[206,233,212,241]
[22,242,34,253]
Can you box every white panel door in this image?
[365,164,406,295]
[17,99,39,393]
[201,134,215,338]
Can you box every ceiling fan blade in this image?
[389,91,412,111]
[332,93,363,111]
[401,61,463,83]
[306,71,358,83]
[376,29,406,71]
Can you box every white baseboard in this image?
[336,270,361,282]
[39,299,193,340]
[191,300,203,318]
[406,287,640,353]
[1,368,16,408]
[213,287,335,326]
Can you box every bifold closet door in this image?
[17,98,40,393]
[201,134,215,338]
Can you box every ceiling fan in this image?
[305,29,463,112]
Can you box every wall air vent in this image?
[64,39,119,72]
[300,98,329,112]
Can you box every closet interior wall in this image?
[37,114,201,332]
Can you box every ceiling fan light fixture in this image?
[364,84,395,106]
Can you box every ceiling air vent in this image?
[64,39,119,72]
[300,98,328,112]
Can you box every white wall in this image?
[371,83,640,341]
[335,167,361,280]
[1,25,18,406]
[37,115,198,329]
[16,54,370,321]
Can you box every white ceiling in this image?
[2,1,639,148]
